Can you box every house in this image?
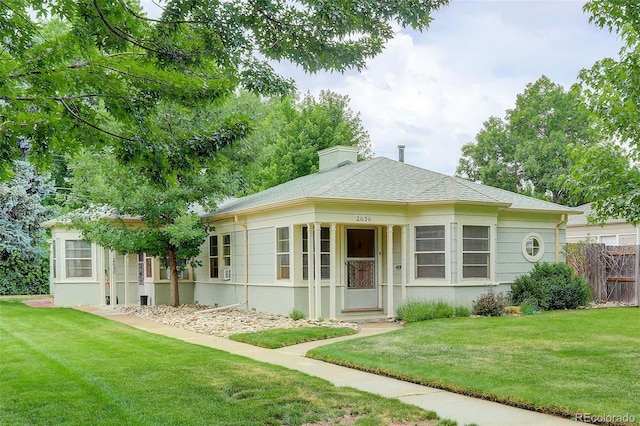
[43,146,579,319]
[566,203,640,246]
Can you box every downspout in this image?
[196,215,248,315]
[555,214,567,263]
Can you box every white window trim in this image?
[522,233,545,262]
[276,226,291,281]
[461,225,491,280]
[414,224,447,280]
[63,239,94,281]
[209,235,219,279]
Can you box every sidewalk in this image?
[76,306,577,426]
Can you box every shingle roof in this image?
[208,157,578,217]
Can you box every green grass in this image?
[230,326,358,348]
[396,300,471,323]
[308,308,640,421]
[0,300,444,426]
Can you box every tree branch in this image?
[56,98,138,142]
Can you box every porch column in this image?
[98,246,105,306]
[329,223,337,320]
[307,224,315,319]
[387,225,394,318]
[109,250,116,309]
[401,225,408,301]
[314,222,322,320]
[123,254,129,307]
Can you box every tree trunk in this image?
[167,246,180,307]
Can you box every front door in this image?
[344,228,378,310]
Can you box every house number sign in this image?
[356,216,372,222]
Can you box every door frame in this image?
[343,227,379,310]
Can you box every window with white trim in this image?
[302,226,330,280]
[159,258,190,280]
[415,225,445,278]
[222,234,231,269]
[51,241,57,278]
[144,253,152,278]
[522,233,544,262]
[65,240,92,278]
[462,225,490,278]
[209,235,219,278]
[276,227,290,279]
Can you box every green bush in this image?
[510,263,591,311]
[0,252,50,295]
[472,288,507,316]
[289,308,305,320]
[396,300,470,323]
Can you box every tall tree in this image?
[457,75,600,205]
[247,90,373,192]
[571,0,640,225]
[1,0,448,178]
[13,0,448,305]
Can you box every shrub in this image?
[289,308,305,320]
[0,252,50,295]
[510,263,591,311]
[396,300,470,323]
[472,289,507,316]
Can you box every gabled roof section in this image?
[207,157,578,218]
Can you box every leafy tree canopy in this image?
[456,75,601,206]
[570,0,640,225]
[1,0,448,179]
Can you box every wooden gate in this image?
[566,243,639,305]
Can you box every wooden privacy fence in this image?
[566,243,639,305]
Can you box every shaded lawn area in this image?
[0,300,439,426]
[307,308,640,421]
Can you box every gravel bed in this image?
[118,304,360,338]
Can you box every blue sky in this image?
[142,0,622,175]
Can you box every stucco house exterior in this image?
[44,146,578,320]
[566,203,640,246]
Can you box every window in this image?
[276,227,290,280]
[65,240,92,278]
[522,233,544,262]
[415,225,445,278]
[222,234,231,269]
[462,226,490,278]
[302,226,330,280]
[209,235,219,278]
[144,253,152,278]
[51,241,57,278]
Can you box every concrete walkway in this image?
[76,306,577,426]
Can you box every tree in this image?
[570,0,640,225]
[3,0,448,305]
[457,75,600,205]
[0,158,54,295]
[1,0,449,178]
[246,90,373,192]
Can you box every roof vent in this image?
[318,146,359,172]
[398,145,405,163]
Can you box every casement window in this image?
[51,242,57,278]
[415,225,445,279]
[209,235,219,278]
[144,253,152,278]
[276,227,290,280]
[65,240,92,278]
[302,226,330,280]
[462,225,490,278]
[222,234,231,269]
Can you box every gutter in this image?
[555,214,567,263]
[195,214,249,314]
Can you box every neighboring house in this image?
[566,203,640,246]
[43,146,579,320]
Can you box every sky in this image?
[143,0,622,175]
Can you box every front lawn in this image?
[0,300,441,426]
[230,326,357,348]
[307,308,640,421]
